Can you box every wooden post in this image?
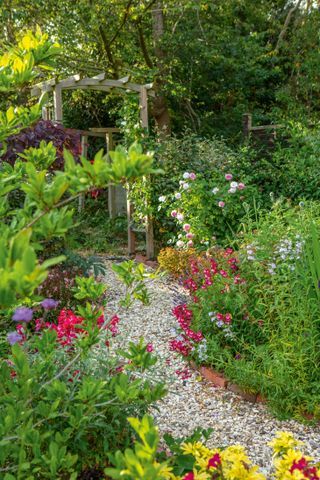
[139,85,155,259]
[127,191,136,256]
[242,113,252,138]
[139,86,149,129]
[53,86,63,123]
[78,135,88,212]
[106,132,117,218]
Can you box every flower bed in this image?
[164,202,320,419]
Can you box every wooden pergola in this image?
[31,73,155,259]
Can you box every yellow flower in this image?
[274,449,311,480]
[181,442,212,460]
[269,432,303,455]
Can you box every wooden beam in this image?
[90,127,120,133]
[31,74,155,97]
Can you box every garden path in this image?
[103,260,320,474]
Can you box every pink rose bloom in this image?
[187,240,194,247]
[225,173,233,181]
[238,182,245,190]
[186,232,194,239]
[183,223,191,232]
[218,201,225,208]
[225,313,232,324]
[189,172,196,180]
[146,343,154,352]
[171,210,177,217]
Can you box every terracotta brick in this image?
[256,394,267,404]
[227,383,257,403]
[200,367,228,388]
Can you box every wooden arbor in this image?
[31,73,155,259]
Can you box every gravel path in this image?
[103,260,320,473]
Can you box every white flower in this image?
[212,187,219,195]
[182,182,189,190]
[230,181,238,189]
[176,240,184,248]
[175,192,182,199]
[158,196,166,202]
[177,213,184,221]
[228,188,237,194]
[183,172,190,179]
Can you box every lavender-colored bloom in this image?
[7,331,23,345]
[41,298,59,310]
[12,307,33,323]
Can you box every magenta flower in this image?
[218,201,225,208]
[186,232,194,239]
[41,298,59,310]
[189,172,196,180]
[146,343,154,352]
[183,473,194,480]
[187,240,194,247]
[183,223,191,232]
[12,307,33,323]
[171,210,178,217]
[7,331,23,345]
[238,182,245,190]
[208,453,221,469]
[225,173,233,181]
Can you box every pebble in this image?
[102,260,320,472]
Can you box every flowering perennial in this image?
[166,431,320,480]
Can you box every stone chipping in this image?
[103,260,320,473]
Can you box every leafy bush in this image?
[1,120,81,170]
[157,247,198,278]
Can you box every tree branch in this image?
[137,23,154,68]
[275,0,303,52]
[109,0,134,46]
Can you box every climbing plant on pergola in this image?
[31,72,155,259]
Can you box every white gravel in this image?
[102,260,320,472]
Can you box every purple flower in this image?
[7,332,23,345]
[12,307,33,323]
[41,298,59,310]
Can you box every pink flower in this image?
[208,453,221,469]
[218,201,225,208]
[171,210,177,217]
[187,240,194,247]
[225,313,232,324]
[238,182,245,190]
[186,232,194,239]
[146,343,154,352]
[183,223,191,232]
[189,172,196,180]
[183,473,194,480]
[225,173,233,181]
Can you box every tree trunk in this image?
[151,0,171,135]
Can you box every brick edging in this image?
[189,361,266,404]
